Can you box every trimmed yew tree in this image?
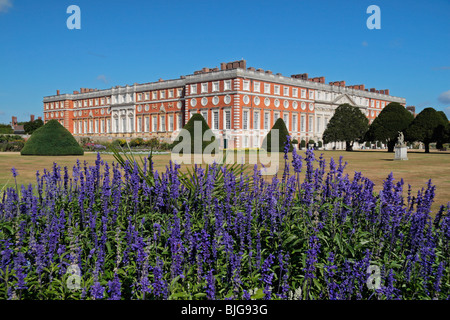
[262,118,291,152]
[170,113,217,154]
[405,107,448,153]
[21,120,84,156]
[365,102,414,152]
[322,103,369,151]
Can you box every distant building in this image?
[42,59,406,149]
[10,115,41,134]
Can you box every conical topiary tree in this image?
[262,118,292,152]
[170,113,218,154]
[21,120,84,156]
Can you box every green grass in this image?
[1,149,449,214]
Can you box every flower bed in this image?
[0,142,448,300]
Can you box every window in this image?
[283,87,289,96]
[107,97,111,104]
[317,117,321,133]
[264,112,270,130]
[243,110,249,130]
[201,110,208,123]
[79,121,83,134]
[309,90,314,99]
[95,120,98,133]
[55,102,59,109]
[73,122,77,134]
[137,117,142,132]
[301,89,306,99]
[371,100,375,108]
[283,113,289,131]
[243,80,250,91]
[254,82,260,92]
[292,114,298,132]
[301,115,305,132]
[224,110,231,130]
[129,117,134,132]
[168,90,174,98]
[152,92,157,100]
[213,111,219,130]
[274,85,280,95]
[114,118,119,133]
[177,114,182,130]
[224,80,231,91]
[145,117,150,132]
[89,100,93,107]
[152,116,158,132]
[160,116,166,131]
[201,83,208,93]
[191,84,197,94]
[160,90,165,99]
[169,115,174,131]
[177,88,183,97]
[89,120,93,133]
[264,83,271,94]
[292,88,298,97]
[274,112,280,121]
[376,101,380,108]
[145,93,149,100]
[84,100,88,107]
[101,119,105,133]
[253,111,260,129]
[137,94,142,101]
[309,115,313,132]
[244,136,249,148]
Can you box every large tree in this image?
[322,103,369,151]
[364,102,414,152]
[434,111,449,149]
[24,119,44,134]
[405,107,447,153]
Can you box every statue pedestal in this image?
[394,145,408,160]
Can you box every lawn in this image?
[1,149,449,214]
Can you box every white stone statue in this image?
[397,131,404,146]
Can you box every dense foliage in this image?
[262,118,291,152]
[0,124,13,135]
[0,135,25,152]
[405,107,448,153]
[322,104,369,151]
[364,102,414,152]
[23,119,44,135]
[0,139,449,300]
[20,120,84,156]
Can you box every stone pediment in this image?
[333,94,356,106]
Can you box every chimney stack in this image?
[56,90,60,95]
[30,115,35,122]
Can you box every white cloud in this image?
[0,0,13,13]
[438,90,450,105]
[97,74,108,84]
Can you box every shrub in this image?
[170,113,217,154]
[20,120,84,156]
[262,118,291,152]
[300,140,306,149]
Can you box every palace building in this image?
[42,59,406,149]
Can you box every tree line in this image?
[322,103,449,153]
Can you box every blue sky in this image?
[0,0,449,124]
